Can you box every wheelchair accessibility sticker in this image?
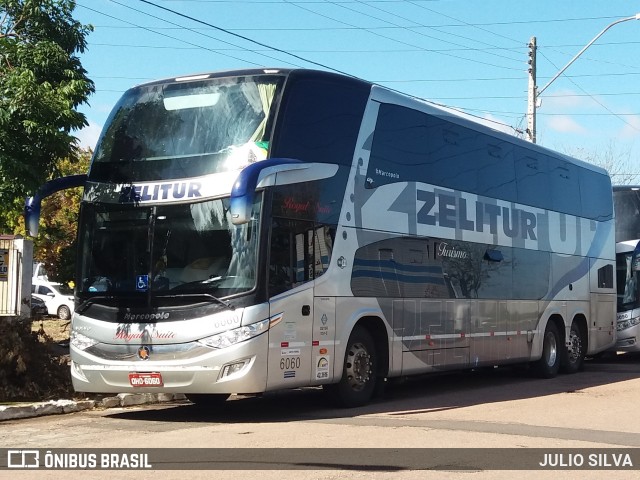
[136,275,149,291]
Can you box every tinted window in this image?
[271,72,370,167]
[477,141,517,200]
[515,152,551,210]
[369,103,610,221]
[271,175,348,225]
[583,169,613,222]
[512,249,550,299]
[549,157,581,217]
[351,236,547,300]
[369,104,520,200]
[268,218,333,296]
[368,107,484,192]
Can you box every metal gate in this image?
[0,235,33,318]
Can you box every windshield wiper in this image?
[153,292,235,311]
[77,292,235,314]
[76,295,117,315]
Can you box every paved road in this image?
[1,353,639,480]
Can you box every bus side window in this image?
[269,218,318,296]
[269,218,295,295]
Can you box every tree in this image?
[562,141,638,186]
[0,0,94,231]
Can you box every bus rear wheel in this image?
[533,322,561,378]
[560,322,586,374]
[324,326,377,408]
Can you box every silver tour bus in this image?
[26,68,616,407]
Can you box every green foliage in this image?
[0,0,94,226]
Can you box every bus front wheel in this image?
[533,322,561,378]
[324,326,377,408]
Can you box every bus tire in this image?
[560,321,586,374]
[323,326,377,408]
[185,394,230,407]
[533,322,561,378]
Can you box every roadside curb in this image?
[0,393,187,422]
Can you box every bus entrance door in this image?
[266,285,314,391]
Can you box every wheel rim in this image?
[545,331,557,367]
[59,306,70,320]
[567,329,582,364]
[345,342,372,392]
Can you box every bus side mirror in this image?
[230,158,302,225]
[24,174,88,236]
[229,159,339,225]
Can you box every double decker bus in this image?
[26,68,616,407]
[613,186,640,352]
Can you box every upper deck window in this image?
[90,74,284,183]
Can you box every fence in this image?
[0,236,33,318]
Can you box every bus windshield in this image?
[78,196,261,300]
[617,251,640,311]
[614,188,640,243]
[90,74,283,182]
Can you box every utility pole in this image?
[526,37,537,143]
[525,14,640,144]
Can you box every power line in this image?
[85,40,640,83]
[135,0,353,75]
[108,0,306,68]
[133,0,525,133]
[350,0,522,63]
[149,3,631,29]
[429,92,640,100]
[375,72,640,82]
[406,0,522,46]
[90,1,640,136]
[537,49,640,134]
[87,24,640,44]
[78,3,268,66]
[282,0,522,70]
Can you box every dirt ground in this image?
[31,316,71,344]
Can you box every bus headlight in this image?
[199,318,269,349]
[70,330,99,351]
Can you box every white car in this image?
[32,280,75,320]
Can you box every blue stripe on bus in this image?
[352,258,444,274]
[351,270,446,285]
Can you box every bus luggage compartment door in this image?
[401,299,470,374]
[590,293,615,353]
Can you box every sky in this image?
[72,0,640,181]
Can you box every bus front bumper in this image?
[614,334,640,352]
[70,334,269,394]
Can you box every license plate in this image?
[128,372,163,387]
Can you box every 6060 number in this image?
[280,357,301,370]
